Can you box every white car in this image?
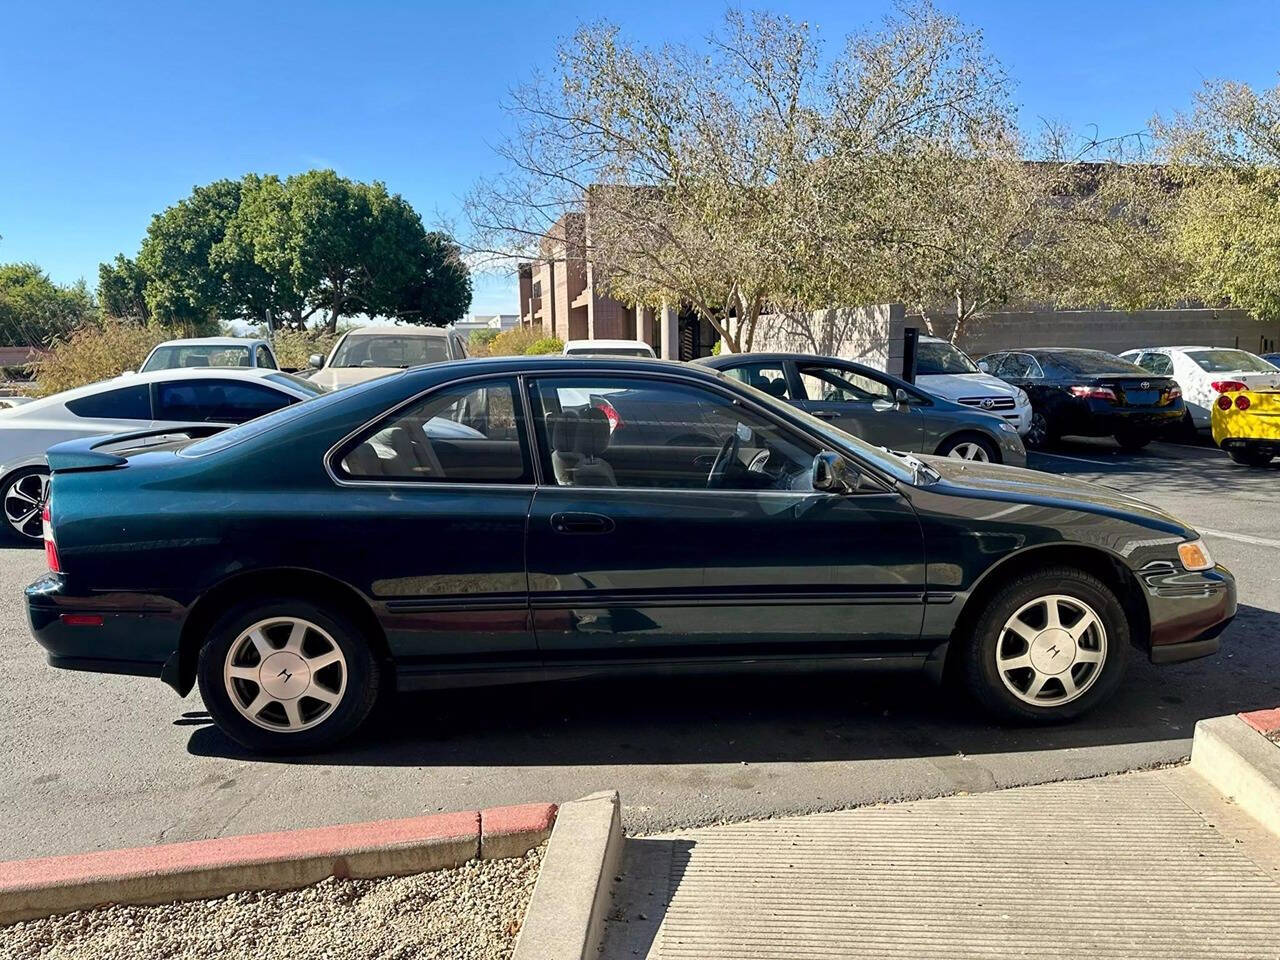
[0,368,323,543]
[563,339,657,358]
[308,325,467,390]
[914,335,1033,436]
[137,337,279,373]
[1119,346,1280,433]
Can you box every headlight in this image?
[1177,538,1214,572]
[997,420,1018,433]
[1014,389,1030,407]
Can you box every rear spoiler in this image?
[46,424,229,473]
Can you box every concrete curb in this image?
[513,790,623,960]
[0,802,556,927]
[1191,712,1280,838]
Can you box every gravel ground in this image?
[0,845,543,960]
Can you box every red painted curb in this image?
[0,802,557,926]
[1240,707,1280,737]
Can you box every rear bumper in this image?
[1141,563,1236,664]
[26,574,183,680]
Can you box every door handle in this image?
[550,512,615,535]
[811,410,841,419]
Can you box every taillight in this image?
[593,398,624,433]
[1069,385,1117,402]
[1236,394,1251,410]
[1217,395,1233,410]
[43,503,61,573]
[1212,380,1247,393]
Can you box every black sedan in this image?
[979,349,1185,449]
[28,356,1233,752]
[694,353,1026,465]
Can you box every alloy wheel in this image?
[1025,413,1048,448]
[947,442,990,462]
[4,471,48,541]
[995,594,1107,707]
[222,617,348,732]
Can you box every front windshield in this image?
[1187,349,1277,373]
[141,345,252,371]
[330,334,449,369]
[722,373,917,485]
[916,340,980,375]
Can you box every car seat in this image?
[574,407,617,487]
[546,410,582,484]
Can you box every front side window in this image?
[798,364,893,403]
[532,376,817,492]
[154,380,294,424]
[720,363,792,399]
[65,384,152,420]
[256,345,277,369]
[330,335,449,369]
[336,378,530,484]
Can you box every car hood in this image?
[917,372,1021,400]
[920,456,1193,535]
[309,367,401,390]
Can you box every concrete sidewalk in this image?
[602,768,1280,959]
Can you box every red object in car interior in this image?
[1212,380,1247,393]
[593,398,624,432]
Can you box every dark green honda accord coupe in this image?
[27,356,1235,752]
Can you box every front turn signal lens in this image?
[1178,539,1214,572]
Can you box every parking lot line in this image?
[1199,528,1280,550]
[1031,452,1119,468]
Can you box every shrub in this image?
[467,328,500,356]
[272,327,340,370]
[525,336,564,355]
[33,320,170,396]
[486,326,540,356]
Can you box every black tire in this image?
[197,597,381,754]
[1114,428,1152,451]
[1,466,49,545]
[936,433,1000,464]
[1226,446,1275,467]
[958,566,1129,724]
[1024,412,1052,449]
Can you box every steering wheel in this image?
[707,432,741,488]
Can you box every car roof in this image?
[342,325,451,338]
[563,339,653,349]
[150,337,265,348]
[695,352,881,370]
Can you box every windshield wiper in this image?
[895,451,941,485]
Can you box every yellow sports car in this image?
[1212,380,1280,466]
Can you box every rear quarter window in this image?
[65,385,152,420]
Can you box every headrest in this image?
[547,410,579,452]
[578,407,611,458]
[184,355,210,367]
[764,378,788,397]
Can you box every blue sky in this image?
[2,0,1278,316]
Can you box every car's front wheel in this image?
[959,566,1128,723]
[1,466,49,544]
[937,433,998,463]
[197,598,380,753]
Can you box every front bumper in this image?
[1140,562,1236,664]
[26,573,183,679]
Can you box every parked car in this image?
[307,325,466,390]
[1118,346,1280,435]
[563,339,657,358]
[1211,381,1280,466]
[980,349,1184,449]
[0,369,323,543]
[0,397,32,409]
[695,353,1025,465]
[1261,353,1280,369]
[27,356,1233,752]
[911,335,1033,436]
[137,337,279,373]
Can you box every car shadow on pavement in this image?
[186,602,1280,769]
[1029,437,1280,496]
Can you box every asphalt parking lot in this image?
[1,438,1277,861]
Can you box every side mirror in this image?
[308,353,324,369]
[977,360,990,373]
[895,387,912,405]
[811,451,857,493]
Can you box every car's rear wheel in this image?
[1024,412,1051,449]
[959,566,1128,723]
[197,599,380,753]
[1114,428,1152,450]
[938,434,998,464]
[1,467,49,544]
[1226,446,1274,467]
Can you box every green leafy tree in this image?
[0,262,97,346]
[97,255,151,321]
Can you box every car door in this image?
[524,372,926,663]
[326,375,537,669]
[792,360,924,451]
